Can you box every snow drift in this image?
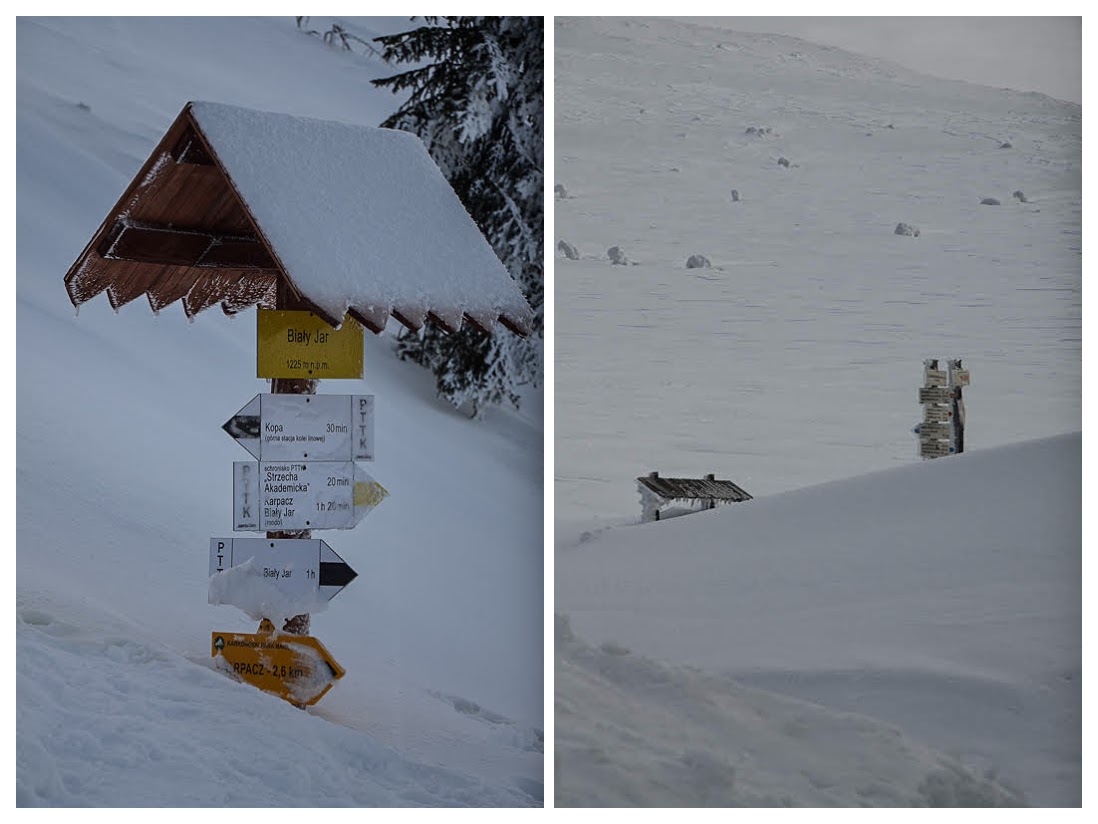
[557,434,1080,805]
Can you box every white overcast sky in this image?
[691,16,1081,104]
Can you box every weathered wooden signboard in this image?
[233,461,388,531]
[209,537,358,605]
[923,368,947,386]
[918,422,952,439]
[212,623,345,707]
[257,309,365,379]
[919,440,953,458]
[223,394,374,461]
[923,405,953,423]
[918,386,954,405]
[918,359,970,460]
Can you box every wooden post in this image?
[269,281,316,636]
[948,358,965,454]
[705,473,715,510]
[650,471,660,520]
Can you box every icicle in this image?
[73,304,80,319]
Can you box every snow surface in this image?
[17,17,541,807]
[190,101,532,325]
[554,17,1081,808]
[555,16,1081,532]
[558,434,1080,805]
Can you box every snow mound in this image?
[558,434,1080,805]
[607,246,629,265]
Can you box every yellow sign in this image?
[257,309,364,379]
[354,479,388,508]
[212,625,346,707]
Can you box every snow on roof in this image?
[636,473,753,503]
[189,101,532,330]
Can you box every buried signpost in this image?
[916,359,970,460]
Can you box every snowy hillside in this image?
[557,434,1080,805]
[554,17,1080,807]
[555,16,1080,532]
[17,17,541,806]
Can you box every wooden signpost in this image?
[916,358,969,460]
[59,101,535,713]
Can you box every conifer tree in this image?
[373,16,543,417]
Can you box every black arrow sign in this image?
[319,561,358,588]
[223,414,261,440]
[209,538,359,604]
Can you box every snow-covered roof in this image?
[63,101,534,335]
[636,472,753,503]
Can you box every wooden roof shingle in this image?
[636,473,753,503]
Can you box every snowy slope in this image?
[555,16,1080,532]
[557,434,1080,805]
[17,17,541,806]
[556,617,1027,808]
[554,17,1080,808]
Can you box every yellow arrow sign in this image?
[257,309,364,379]
[212,624,346,707]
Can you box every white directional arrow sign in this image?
[223,394,374,462]
[209,538,357,605]
[233,461,388,531]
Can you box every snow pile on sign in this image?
[208,557,332,624]
[189,101,532,328]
